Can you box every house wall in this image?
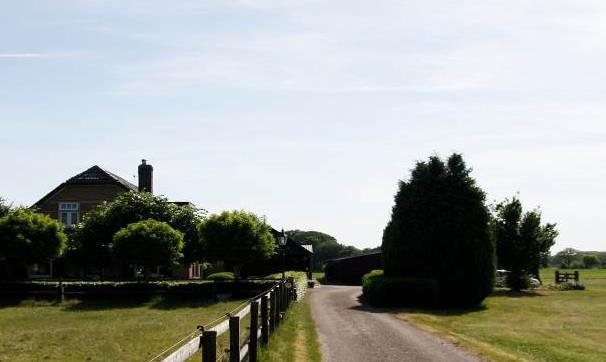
[36,184,128,220]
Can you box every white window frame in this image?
[58,202,80,228]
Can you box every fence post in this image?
[288,276,294,305]
[229,315,240,362]
[261,295,269,345]
[574,270,579,283]
[280,280,287,316]
[249,300,259,362]
[58,279,65,304]
[555,270,560,284]
[285,279,290,308]
[269,288,276,334]
[276,284,281,326]
[202,330,217,362]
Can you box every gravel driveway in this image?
[308,285,480,362]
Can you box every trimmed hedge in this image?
[362,270,439,307]
[264,271,309,301]
[0,279,273,297]
[206,272,235,281]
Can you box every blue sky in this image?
[1,1,605,252]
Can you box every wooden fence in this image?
[151,277,300,362]
[555,270,579,284]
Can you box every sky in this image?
[1,0,605,252]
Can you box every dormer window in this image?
[59,202,79,228]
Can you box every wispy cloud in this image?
[108,1,606,95]
[0,53,45,58]
[0,51,87,60]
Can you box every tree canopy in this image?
[199,210,275,275]
[112,220,184,276]
[493,197,558,289]
[0,208,67,264]
[286,230,375,271]
[68,192,203,266]
[0,197,11,218]
[382,153,495,307]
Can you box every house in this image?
[30,160,204,279]
[33,163,142,228]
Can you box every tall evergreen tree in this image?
[382,154,495,307]
[493,197,558,289]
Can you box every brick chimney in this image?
[138,159,153,193]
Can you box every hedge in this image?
[206,272,235,281]
[0,280,274,297]
[264,271,309,301]
[362,270,439,307]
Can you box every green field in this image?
[0,296,244,361]
[397,268,606,361]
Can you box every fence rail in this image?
[153,276,300,362]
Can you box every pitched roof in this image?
[33,165,137,207]
[66,165,137,190]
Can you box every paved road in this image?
[308,285,480,362]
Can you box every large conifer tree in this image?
[382,154,495,307]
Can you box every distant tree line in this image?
[551,248,605,269]
[285,230,380,271]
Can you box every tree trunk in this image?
[233,264,242,280]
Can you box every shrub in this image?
[362,270,439,307]
[554,282,586,291]
[506,272,531,290]
[0,209,67,275]
[199,210,275,278]
[381,154,495,307]
[112,220,184,277]
[206,272,235,281]
[69,192,204,267]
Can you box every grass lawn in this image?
[396,268,606,362]
[258,296,321,362]
[0,296,245,361]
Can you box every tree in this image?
[286,230,367,271]
[493,198,558,289]
[112,220,184,278]
[553,248,579,268]
[582,254,601,268]
[200,210,275,277]
[69,192,203,267]
[382,154,495,307]
[0,209,67,278]
[0,197,11,218]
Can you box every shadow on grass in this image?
[490,289,544,298]
[62,295,155,311]
[61,294,224,311]
[352,288,543,317]
[148,295,221,310]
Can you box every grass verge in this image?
[395,268,606,362]
[258,297,321,362]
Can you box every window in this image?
[59,202,79,228]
